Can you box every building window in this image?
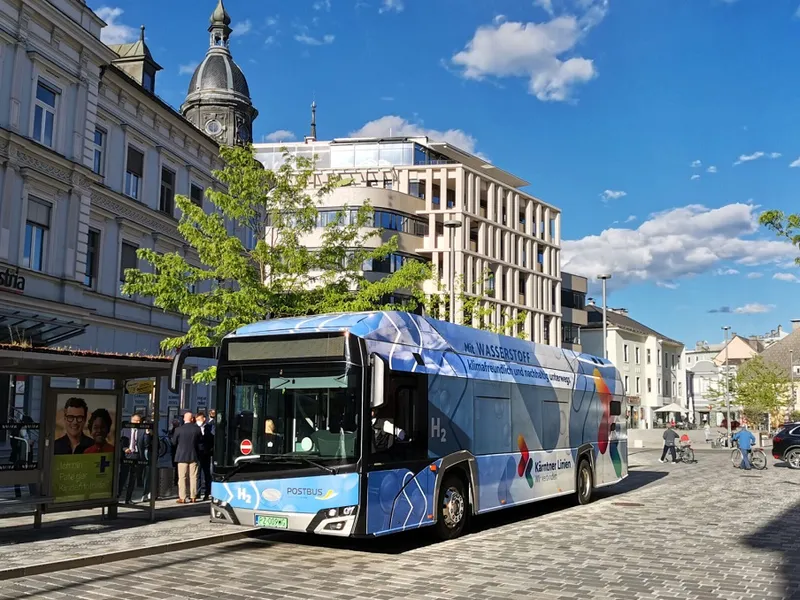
[92,128,105,175]
[160,167,176,215]
[32,81,58,148]
[678,382,682,396]
[125,147,144,199]
[624,376,629,392]
[84,229,100,287]
[658,378,662,396]
[657,350,661,366]
[647,348,651,364]
[647,378,652,393]
[190,184,204,207]
[23,198,51,272]
[672,381,677,397]
[561,289,586,310]
[142,68,155,93]
[635,377,640,394]
[623,344,629,362]
[120,242,138,283]
[561,322,580,345]
[635,347,640,365]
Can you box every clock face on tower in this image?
[237,125,250,142]
[205,119,222,136]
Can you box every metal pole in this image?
[601,278,608,359]
[449,227,455,323]
[791,349,794,424]
[149,377,162,522]
[723,326,731,442]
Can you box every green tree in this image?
[425,271,530,339]
[708,356,792,426]
[759,210,800,264]
[122,145,430,381]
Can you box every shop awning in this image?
[0,307,87,347]
[655,403,688,413]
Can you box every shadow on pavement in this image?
[267,469,669,555]
[742,499,800,600]
[0,502,209,545]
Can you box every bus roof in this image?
[227,311,614,377]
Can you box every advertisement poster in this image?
[52,393,117,504]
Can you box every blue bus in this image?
[170,311,627,540]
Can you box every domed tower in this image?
[181,0,258,145]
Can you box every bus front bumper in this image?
[210,498,357,536]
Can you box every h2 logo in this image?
[431,417,447,443]
[237,486,252,504]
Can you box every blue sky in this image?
[91,0,800,348]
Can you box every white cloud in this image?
[96,7,138,45]
[451,1,607,102]
[264,130,296,143]
[233,19,253,36]
[493,14,507,25]
[656,281,679,290]
[379,0,404,13]
[600,189,627,202]
[350,115,484,159]
[715,268,739,276]
[707,165,717,173]
[732,151,779,165]
[561,203,798,290]
[380,96,395,102]
[746,272,763,279]
[265,36,276,45]
[178,61,199,76]
[770,152,782,159]
[691,160,702,168]
[691,174,700,180]
[790,157,800,168]
[624,215,637,223]
[734,303,774,315]
[535,0,555,15]
[295,33,335,45]
[773,272,799,282]
[313,0,331,10]
[265,16,278,27]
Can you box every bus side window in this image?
[371,373,428,464]
[610,399,622,417]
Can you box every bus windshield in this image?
[215,363,362,472]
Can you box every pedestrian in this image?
[121,413,145,504]
[208,408,217,436]
[732,424,756,470]
[195,411,213,501]
[659,423,680,463]
[172,412,202,503]
[704,422,711,443]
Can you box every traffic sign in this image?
[240,439,252,455]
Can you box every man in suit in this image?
[120,413,148,504]
[195,411,214,501]
[172,411,201,503]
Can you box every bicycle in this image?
[731,447,767,470]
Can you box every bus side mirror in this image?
[169,346,218,394]
[371,354,386,408]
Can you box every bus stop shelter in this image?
[0,344,173,527]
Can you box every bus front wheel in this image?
[576,459,593,505]
[434,474,468,541]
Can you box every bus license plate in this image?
[254,514,288,529]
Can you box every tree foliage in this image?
[122,145,430,381]
[759,210,800,265]
[708,356,792,426]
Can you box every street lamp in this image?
[722,325,731,442]
[443,220,462,323]
[596,274,612,359]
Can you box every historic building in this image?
[180,0,258,146]
[0,0,256,451]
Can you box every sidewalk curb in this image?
[0,527,269,581]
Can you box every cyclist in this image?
[732,424,756,470]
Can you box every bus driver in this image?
[371,406,406,452]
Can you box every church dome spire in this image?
[181,0,258,146]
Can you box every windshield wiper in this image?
[262,454,337,475]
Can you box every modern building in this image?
[581,304,686,429]
[560,272,587,353]
[253,136,563,344]
[0,0,255,435]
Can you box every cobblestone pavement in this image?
[0,499,254,572]
[1,449,798,600]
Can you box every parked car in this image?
[772,422,800,469]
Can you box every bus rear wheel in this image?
[576,459,593,505]
[434,474,468,541]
